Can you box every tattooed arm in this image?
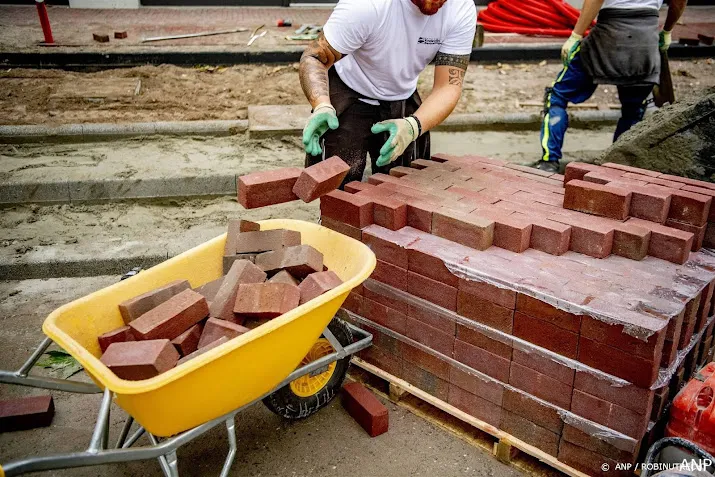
[299,33,344,109]
[412,52,470,133]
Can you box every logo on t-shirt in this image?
[418,37,442,45]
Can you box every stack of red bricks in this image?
[97,220,343,381]
[318,154,715,476]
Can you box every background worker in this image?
[536,0,687,173]
[299,0,477,184]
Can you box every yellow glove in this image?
[561,32,583,65]
[371,117,419,167]
[659,30,672,52]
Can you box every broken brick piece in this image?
[194,277,224,303]
[320,190,375,228]
[114,31,128,39]
[234,229,301,254]
[100,340,179,381]
[238,167,301,209]
[209,260,266,322]
[612,222,651,260]
[0,395,54,432]
[234,282,301,319]
[171,323,204,356]
[293,156,350,203]
[432,209,494,251]
[177,336,229,366]
[129,289,209,341]
[341,382,388,437]
[628,218,694,264]
[564,179,632,220]
[255,245,324,278]
[299,271,343,304]
[118,279,191,324]
[93,33,110,43]
[268,270,299,286]
[98,325,135,353]
[197,317,250,349]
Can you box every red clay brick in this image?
[564,162,599,184]
[522,215,572,256]
[502,388,563,433]
[223,254,258,274]
[612,222,651,260]
[255,245,324,278]
[268,270,299,286]
[293,156,350,203]
[458,279,516,309]
[177,335,229,366]
[321,216,362,241]
[610,182,673,224]
[679,294,702,349]
[516,294,580,332]
[341,382,388,437]
[492,215,533,253]
[372,260,408,291]
[404,315,454,356]
[408,272,458,311]
[365,285,409,315]
[582,171,616,185]
[362,230,409,269]
[680,185,715,221]
[453,339,511,382]
[406,304,453,334]
[362,298,406,334]
[238,167,301,209]
[129,289,208,341]
[401,360,450,401]
[562,424,640,460]
[234,229,301,254]
[564,180,632,220]
[448,365,505,405]
[101,339,179,380]
[447,385,502,428]
[171,323,203,357]
[509,361,572,409]
[577,337,660,388]
[574,370,654,416]
[570,390,649,438]
[224,219,259,256]
[549,215,614,258]
[98,325,135,353]
[558,441,633,477]
[602,162,660,177]
[668,189,712,226]
[580,316,665,361]
[342,291,363,316]
[500,410,560,456]
[662,312,685,367]
[511,348,575,386]
[405,199,439,233]
[197,317,250,349]
[372,196,408,231]
[210,260,267,322]
[344,181,376,194]
[627,218,694,264]
[320,190,374,228]
[233,283,300,320]
[299,271,342,305]
[400,341,450,380]
[457,291,514,333]
[118,279,191,324]
[513,312,578,359]
[665,219,706,251]
[408,249,459,287]
[432,209,494,251]
[0,395,54,432]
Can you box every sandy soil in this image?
[2,59,714,125]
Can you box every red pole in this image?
[35,0,54,44]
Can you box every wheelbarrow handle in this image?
[641,437,715,477]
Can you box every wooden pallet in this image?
[350,358,589,477]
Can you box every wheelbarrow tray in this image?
[41,219,376,437]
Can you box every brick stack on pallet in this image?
[97,221,343,381]
[318,154,715,477]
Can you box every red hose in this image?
[479,0,594,38]
[498,0,567,30]
[478,21,574,37]
[482,5,541,27]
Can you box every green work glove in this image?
[371,117,419,168]
[561,32,583,66]
[659,30,672,52]
[302,103,339,156]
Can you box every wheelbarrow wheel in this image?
[263,315,353,420]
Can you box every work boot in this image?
[536,160,560,173]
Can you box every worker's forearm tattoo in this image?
[300,34,342,105]
[435,52,470,70]
[448,68,466,87]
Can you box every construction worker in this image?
[299,0,477,184]
[536,0,687,173]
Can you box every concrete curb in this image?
[436,110,620,132]
[0,119,248,144]
[0,253,169,280]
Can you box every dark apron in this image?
[581,8,661,86]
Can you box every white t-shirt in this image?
[323,0,477,102]
[602,0,663,10]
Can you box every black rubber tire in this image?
[262,316,353,420]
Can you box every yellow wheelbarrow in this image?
[0,219,376,477]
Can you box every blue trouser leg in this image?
[540,51,598,163]
[614,84,654,141]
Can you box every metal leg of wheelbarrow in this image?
[1,321,373,477]
[0,336,102,394]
